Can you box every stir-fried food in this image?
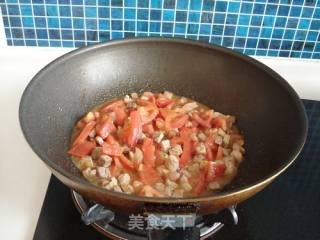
[68,92,245,198]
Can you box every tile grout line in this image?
[160,0,164,37]
[134,0,137,37]
[70,1,75,47]
[82,0,87,44]
[266,2,281,55]
[56,0,63,47]
[122,0,124,38]
[43,0,52,47]
[231,1,242,49]
[109,0,112,39]
[147,0,151,36]
[208,0,217,44]
[2,3,12,46]
[184,0,191,39]
[196,0,204,40]
[300,0,319,58]
[17,2,27,46]
[278,0,294,57]
[172,0,177,37]
[29,1,39,46]
[243,0,255,54]
[253,1,267,55]
[97,0,100,42]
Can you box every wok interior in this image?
[20,40,306,195]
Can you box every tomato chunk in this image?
[96,118,115,139]
[159,108,170,119]
[118,154,135,171]
[205,134,219,161]
[142,123,155,135]
[206,162,226,182]
[106,134,116,144]
[142,138,156,167]
[102,142,122,156]
[72,121,96,147]
[180,139,192,168]
[142,92,156,104]
[138,102,159,125]
[192,113,211,128]
[127,111,142,148]
[156,97,173,108]
[139,165,160,185]
[100,100,124,112]
[193,172,206,196]
[68,140,96,157]
[212,117,227,130]
[114,107,127,126]
[215,146,224,160]
[110,161,122,177]
[170,114,189,129]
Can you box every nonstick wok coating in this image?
[19,38,307,214]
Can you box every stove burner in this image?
[71,191,238,240]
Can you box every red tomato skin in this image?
[114,107,127,126]
[170,114,189,129]
[96,118,116,139]
[156,97,173,108]
[192,113,211,128]
[142,123,155,135]
[193,172,206,196]
[100,100,124,113]
[142,138,156,167]
[139,165,160,185]
[215,146,224,160]
[212,117,227,130]
[72,121,96,147]
[180,140,192,168]
[127,111,142,148]
[68,140,96,157]
[206,162,226,182]
[101,143,122,156]
[118,154,135,171]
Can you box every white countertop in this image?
[0,46,319,240]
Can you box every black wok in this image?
[19,38,307,234]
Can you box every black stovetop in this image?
[33,100,320,240]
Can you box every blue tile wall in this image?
[1,0,320,59]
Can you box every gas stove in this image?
[33,100,320,240]
[72,190,238,240]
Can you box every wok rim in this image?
[19,37,308,203]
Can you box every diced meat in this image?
[154,182,165,192]
[96,166,110,178]
[169,144,183,156]
[118,173,131,187]
[166,155,179,172]
[95,136,104,145]
[167,171,180,181]
[154,131,164,143]
[182,102,198,112]
[181,182,192,192]
[160,139,171,152]
[98,154,113,167]
[195,143,206,154]
[133,180,143,192]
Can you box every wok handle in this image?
[144,203,200,240]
